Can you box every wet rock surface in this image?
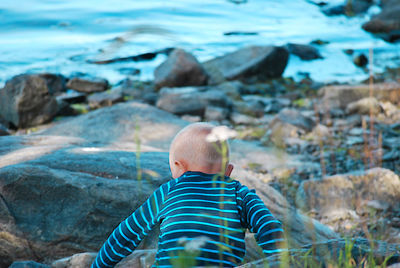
[66,77,109,93]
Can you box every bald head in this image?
[169,123,230,178]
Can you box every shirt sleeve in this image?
[91,182,170,268]
[236,183,286,258]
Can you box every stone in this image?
[362,0,400,42]
[87,90,124,109]
[263,98,291,114]
[233,100,265,118]
[271,109,315,132]
[346,0,373,15]
[322,4,345,16]
[203,46,289,84]
[38,73,67,96]
[156,87,231,117]
[66,77,109,93]
[113,79,157,105]
[346,97,382,115]
[0,74,58,128]
[212,80,244,100]
[9,261,50,268]
[56,92,87,104]
[204,106,229,121]
[319,82,400,110]
[154,48,208,89]
[285,43,323,61]
[353,53,368,67]
[0,123,10,136]
[40,101,188,150]
[230,112,258,125]
[296,168,400,226]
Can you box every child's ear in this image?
[174,160,188,177]
[225,163,234,177]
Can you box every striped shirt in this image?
[92,171,285,268]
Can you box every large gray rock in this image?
[154,48,208,89]
[156,87,231,117]
[66,77,109,93]
[319,82,400,110]
[0,74,58,128]
[203,46,289,84]
[362,0,400,42]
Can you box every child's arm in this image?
[236,184,286,258]
[91,182,169,268]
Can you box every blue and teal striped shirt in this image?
[92,171,285,267]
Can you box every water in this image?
[1,0,399,87]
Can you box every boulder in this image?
[271,109,315,132]
[0,74,58,128]
[296,168,400,227]
[346,97,382,115]
[156,87,232,117]
[203,46,289,84]
[87,90,124,109]
[0,138,171,266]
[285,43,323,61]
[362,0,400,42]
[353,53,368,67]
[154,48,208,89]
[319,82,400,109]
[38,73,67,96]
[66,77,109,93]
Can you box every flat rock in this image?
[154,48,208,89]
[319,82,400,109]
[0,74,58,128]
[66,77,109,93]
[203,46,289,84]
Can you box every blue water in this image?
[1,0,399,87]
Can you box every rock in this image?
[0,123,10,135]
[353,53,368,67]
[9,261,50,268]
[319,82,400,109]
[56,92,87,104]
[203,46,289,84]
[0,138,171,266]
[38,73,67,96]
[322,4,345,16]
[381,101,399,117]
[346,97,382,115]
[52,250,156,268]
[87,90,124,109]
[113,79,157,105]
[156,87,231,117]
[0,74,58,128]
[154,48,208,89]
[204,106,229,121]
[263,98,291,114]
[40,101,188,150]
[66,77,109,93]
[285,43,323,61]
[346,0,373,15]
[212,80,244,100]
[272,109,315,132]
[362,1,400,42]
[296,168,400,227]
[233,100,265,118]
[230,112,258,125]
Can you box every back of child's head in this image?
[169,123,229,178]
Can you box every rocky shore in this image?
[1,1,400,267]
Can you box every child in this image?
[92,123,285,268]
